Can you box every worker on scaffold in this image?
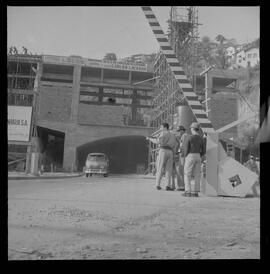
[182,122,206,197]
[146,122,178,191]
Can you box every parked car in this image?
[84,153,109,177]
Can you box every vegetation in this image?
[195,34,238,69]
[103,53,117,61]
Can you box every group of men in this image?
[147,121,206,197]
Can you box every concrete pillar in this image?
[30,152,40,175]
[35,62,43,118]
[62,65,81,172]
[101,68,104,83]
[32,136,42,153]
[25,144,32,174]
[63,144,77,172]
[70,65,81,123]
[63,124,78,172]
[131,89,137,121]
[129,70,132,84]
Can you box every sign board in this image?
[8,106,33,142]
[43,55,148,72]
[217,157,258,197]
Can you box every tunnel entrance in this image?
[77,135,148,174]
[37,126,65,171]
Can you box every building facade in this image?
[8,54,155,173]
[8,53,257,173]
[245,47,260,67]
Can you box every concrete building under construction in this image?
[7,7,257,175]
[7,55,252,174]
[8,54,155,173]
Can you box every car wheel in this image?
[104,173,108,177]
[85,173,89,177]
[90,173,92,177]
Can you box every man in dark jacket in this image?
[182,122,205,197]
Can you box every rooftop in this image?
[8,54,154,73]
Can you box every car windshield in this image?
[87,155,106,161]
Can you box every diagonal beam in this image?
[216,113,257,133]
[141,6,215,133]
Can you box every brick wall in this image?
[78,103,124,126]
[237,68,260,142]
[38,85,73,123]
[209,94,238,136]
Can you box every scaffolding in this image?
[7,54,42,172]
[7,54,40,106]
[147,6,200,174]
[168,6,200,84]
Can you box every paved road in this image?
[8,175,260,260]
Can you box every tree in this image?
[226,38,237,46]
[196,36,216,66]
[103,53,117,61]
[202,36,211,44]
[196,35,238,69]
[215,34,227,44]
[8,46,13,54]
[22,46,28,55]
[214,34,232,69]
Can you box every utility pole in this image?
[132,75,160,86]
[200,65,213,117]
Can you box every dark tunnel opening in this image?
[37,126,65,171]
[77,135,149,174]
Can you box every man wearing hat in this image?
[182,122,205,197]
[147,123,178,190]
[172,125,188,191]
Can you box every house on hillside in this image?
[225,46,237,69]
[209,43,219,57]
[245,47,260,68]
[230,39,259,69]
[225,46,236,57]
[121,53,156,65]
[235,48,247,68]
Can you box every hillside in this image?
[236,65,260,148]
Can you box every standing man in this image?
[182,122,205,197]
[171,126,180,190]
[178,125,189,191]
[147,123,178,191]
[172,125,187,191]
[170,125,182,190]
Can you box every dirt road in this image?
[8,175,260,260]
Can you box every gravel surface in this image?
[8,175,260,260]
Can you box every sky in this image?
[7,6,260,60]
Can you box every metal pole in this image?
[132,76,160,86]
[240,148,243,164]
[205,66,209,116]
[200,65,213,118]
